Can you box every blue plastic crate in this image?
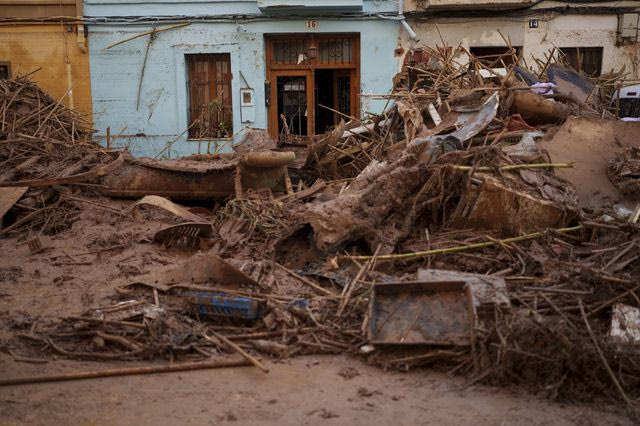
[185,291,263,320]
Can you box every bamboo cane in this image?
[451,163,574,172]
[273,262,336,296]
[342,226,584,262]
[202,331,269,374]
[103,22,191,50]
[0,358,251,387]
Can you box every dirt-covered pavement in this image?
[0,193,636,426]
[0,354,632,426]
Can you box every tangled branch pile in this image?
[0,78,91,142]
[0,78,118,235]
[0,78,113,183]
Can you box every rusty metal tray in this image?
[368,280,476,346]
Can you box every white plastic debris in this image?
[502,131,544,161]
[531,82,557,96]
[614,204,634,220]
[600,214,615,223]
[609,303,640,345]
[427,103,442,125]
[360,344,375,354]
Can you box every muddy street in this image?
[2,13,640,424]
[0,355,632,426]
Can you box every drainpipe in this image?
[66,62,74,110]
[398,0,419,43]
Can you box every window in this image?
[469,47,522,68]
[269,35,357,66]
[0,62,11,80]
[186,54,233,139]
[559,47,603,77]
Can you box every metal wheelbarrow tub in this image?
[368,280,476,346]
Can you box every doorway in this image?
[314,69,353,134]
[266,34,360,140]
[278,74,309,136]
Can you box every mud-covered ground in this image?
[0,354,632,426]
[0,201,633,425]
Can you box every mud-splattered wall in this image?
[0,26,92,120]
[85,0,402,157]
[523,14,640,78]
[405,0,535,8]
[402,13,639,80]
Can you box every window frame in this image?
[185,53,234,140]
[558,47,603,77]
[265,34,360,70]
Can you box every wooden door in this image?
[268,69,314,139]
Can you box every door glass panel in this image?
[277,76,307,136]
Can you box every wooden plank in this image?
[0,187,28,220]
[0,0,75,4]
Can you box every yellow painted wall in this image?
[0,25,92,121]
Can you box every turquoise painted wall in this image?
[86,2,402,157]
[84,0,396,18]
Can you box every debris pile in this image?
[0,78,117,235]
[0,78,112,184]
[1,48,640,416]
[0,78,91,143]
[608,147,640,195]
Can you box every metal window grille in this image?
[559,47,603,77]
[273,38,309,65]
[186,54,233,139]
[270,36,354,66]
[317,38,353,65]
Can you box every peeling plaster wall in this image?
[404,14,639,79]
[402,18,524,57]
[403,0,536,10]
[87,19,400,158]
[524,14,639,77]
